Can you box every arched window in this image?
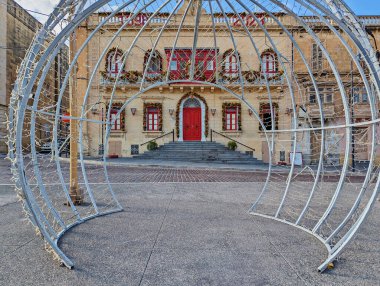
[183,98,201,108]
[106,48,124,75]
[223,49,240,77]
[144,50,162,77]
[261,51,277,75]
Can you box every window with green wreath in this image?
[143,103,163,131]
[107,103,126,131]
[259,103,278,131]
[222,103,242,131]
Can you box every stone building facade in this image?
[73,4,380,165]
[0,0,69,153]
[294,16,380,165]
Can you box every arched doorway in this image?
[183,98,201,141]
[178,95,206,142]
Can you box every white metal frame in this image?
[6,0,380,273]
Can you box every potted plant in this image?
[147,141,158,151]
[227,141,238,151]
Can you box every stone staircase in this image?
[133,141,266,165]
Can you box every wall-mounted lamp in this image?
[131,108,137,116]
[248,109,253,116]
[285,108,293,115]
[169,109,174,116]
[211,109,216,116]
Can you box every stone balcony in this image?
[99,73,286,91]
[307,104,335,119]
[353,103,372,119]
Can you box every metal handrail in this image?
[140,129,175,146]
[210,129,255,152]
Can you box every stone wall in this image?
[0,105,7,153]
[0,0,69,153]
[0,1,7,154]
[0,0,41,153]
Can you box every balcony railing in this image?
[359,16,380,26]
[99,72,286,87]
[353,103,371,118]
[96,13,277,27]
[94,14,380,28]
[217,75,285,86]
[307,104,335,119]
[301,15,380,26]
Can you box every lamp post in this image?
[93,101,107,155]
[68,20,82,205]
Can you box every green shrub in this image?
[227,141,238,151]
[147,141,158,151]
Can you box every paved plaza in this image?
[0,158,379,285]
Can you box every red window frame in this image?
[224,54,238,75]
[146,107,159,131]
[110,109,121,131]
[144,51,162,76]
[225,107,239,131]
[165,49,216,81]
[107,51,124,75]
[261,53,277,75]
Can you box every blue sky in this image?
[345,0,380,15]
[16,0,380,24]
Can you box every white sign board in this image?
[290,152,303,166]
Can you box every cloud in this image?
[15,0,60,23]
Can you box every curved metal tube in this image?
[7,0,379,273]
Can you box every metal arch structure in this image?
[6,0,380,272]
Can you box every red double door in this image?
[183,107,201,141]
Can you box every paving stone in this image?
[0,160,379,285]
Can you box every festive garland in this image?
[261,70,284,81]
[124,70,141,83]
[194,70,207,81]
[176,92,209,138]
[143,102,163,131]
[145,70,167,82]
[106,102,126,131]
[259,102,279,131]
[100,70,142,82]
[222,102,242,131]
[243,70,261,83]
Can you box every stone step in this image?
[134,141,265,165]
[135,157,260,161]
[135,155,260,160]
[134,156,260,161]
